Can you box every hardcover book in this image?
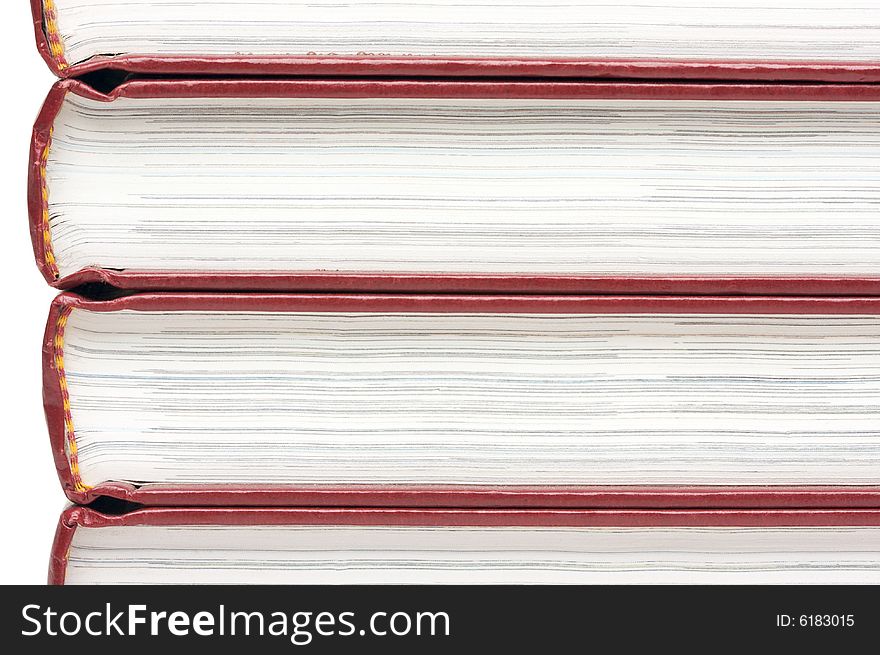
[30,79,880,294]
[51,506,880,584]
[44,292,880,507]
[33,0,880,81]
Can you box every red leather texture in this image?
[31,0,880,82]
[30,78,880,295]
[48,509,77,586]
[49,505,880,584]
[44,296,78,502]
[59,483,880,511]
[43,271,880,296]
[31,0,60,76]
[43,291,880,508]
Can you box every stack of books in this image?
[30,0,880,584]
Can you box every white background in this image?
[0,3,74,583]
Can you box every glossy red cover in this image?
[43,291,880,509]
[31,0,880,82]
[30,78,880,295]
[49,505,880,584]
